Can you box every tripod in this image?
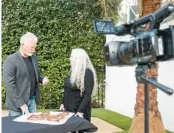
[135,63,173,133]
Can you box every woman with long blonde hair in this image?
[60,48,97,133]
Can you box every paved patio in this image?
[1,110,123,133]
[91,117,122,133]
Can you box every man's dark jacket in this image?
[3,51,44,111]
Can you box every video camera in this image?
[93,3,174,66]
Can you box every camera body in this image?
[93,4,174,66]
[105,26,174,66]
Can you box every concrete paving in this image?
[2,110,8,116]
[1,110,123,133]
[91,117,123,133]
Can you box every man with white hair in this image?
[3,32,49,116]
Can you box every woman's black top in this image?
[62,69,94,121]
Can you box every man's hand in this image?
[20,104,29,114]
[75,112,84,118]
[59,104,65,111]
[42,76,49,85]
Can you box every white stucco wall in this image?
[157,61,174,131]
[105,60,174,131]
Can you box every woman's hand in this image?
[42,76,49,85]
[75,112,84,118]
[59,104,65,111]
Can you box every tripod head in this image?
[135,64,173,95]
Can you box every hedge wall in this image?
[2,0,105,109]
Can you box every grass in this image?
[92,108,131,132]
[91,108,174,133]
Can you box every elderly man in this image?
[3,32,49,116]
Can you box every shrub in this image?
[2,0,105,109]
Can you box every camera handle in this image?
[135,64,173,133]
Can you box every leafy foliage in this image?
[2,0,105,109]
[98,0,122,22]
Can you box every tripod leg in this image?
[144,84,149,133]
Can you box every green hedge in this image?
[2,0,105,109]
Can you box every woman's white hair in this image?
[20,32,38,45]
[70,48,98,96]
